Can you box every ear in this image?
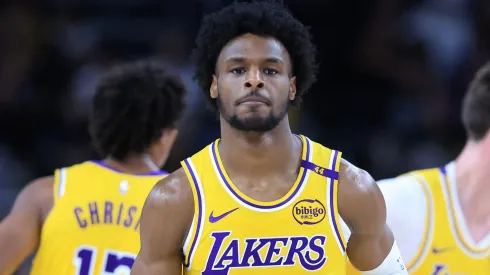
[289,76,297,101]
[210,75,219,99]
[159,128,179,151]
[146,128,179,168]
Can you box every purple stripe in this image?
[300,160,339,179]
[91,160,168,176]
[183,158,203,268]
[212,138,310,209]
[439,166,447,175]
[328,150,346,253]
[439,165,450,191]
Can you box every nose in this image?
[244,69,265,90]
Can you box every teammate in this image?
[347,62,490,275]
[0,59,187,274]
[131,1,407,274]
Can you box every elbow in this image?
[0,230,38,273]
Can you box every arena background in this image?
[0,0,488,273]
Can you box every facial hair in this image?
[217,93,290,133]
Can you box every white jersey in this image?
[345,162,490,274]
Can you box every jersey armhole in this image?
[403,173,434,272]
[181,158,205,269]
[52,168,67,204]
[329,150,347,255]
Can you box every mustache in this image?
[235,91,271,105]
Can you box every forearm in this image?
[348,227,407,274]
[131,255,182,275]
[0,229,37,274]
[348,226,394,270]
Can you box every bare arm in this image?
[0,176,53,274]
[131,169,194,275]
[338,159,406,273]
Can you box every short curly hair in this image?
[192,0,318,109]
[89,59,186,161]
[462,61,490,141]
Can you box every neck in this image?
[219,117,300,176]
[103,154,160,175]
[454,140,490,223]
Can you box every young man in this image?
[349,62,490,274]
[0,59,187,274]
[132,1,408,274]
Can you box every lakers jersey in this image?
[30,161,166,275]
[404,163,490,274]
[347,162,490,274]
[180,135,347,275]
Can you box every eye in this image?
[264,68,278,75]
[230,68,246,74]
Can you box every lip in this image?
[236,96,270,105]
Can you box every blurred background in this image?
[0,0,488,273]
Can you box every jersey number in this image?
[314,166,325,174]
[74,246,136,275]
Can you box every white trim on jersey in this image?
[442,162,490,256]
[58,168,67,198]
[182,158,206,269]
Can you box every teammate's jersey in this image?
[30,161,166,275]
[181,135,347,275]
[347,162,490,274]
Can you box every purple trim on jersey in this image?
[300,160,339,179]
[328,150,346,253]
[90,160,168,176]
[439,166,447,175]
[182,158,203,268]
[211,137,311,210]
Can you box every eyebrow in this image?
[264,57,284,65]
[225,56,285,65]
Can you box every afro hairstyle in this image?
[192,0,318,110]
[89,59,186,161]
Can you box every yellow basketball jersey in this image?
[181,135,347,275]
[404,165,490,274]
[347,164,490,274]
[30,161,166,275]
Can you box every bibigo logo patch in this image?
[292,199,326,225]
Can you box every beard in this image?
[217,94,290,133]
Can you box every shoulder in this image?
[377,171,432,224]
[377,174,428,212]
[337,159,386,228]
[377,173,431,266]
[144,168,194,227]
[338,174,425,235]
[11,176,54,219]
[19,176,54,204]
[26,176,54,191]
[338,160,429,208]
[147,168,193,210]
[337,159,378,201]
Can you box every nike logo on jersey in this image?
[209,208,239,223]
[432,246,453,254]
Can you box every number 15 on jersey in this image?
[74,246,136,275]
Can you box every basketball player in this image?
[0,59,186,274]
[131,1,407,274]
[346,62,490,275]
